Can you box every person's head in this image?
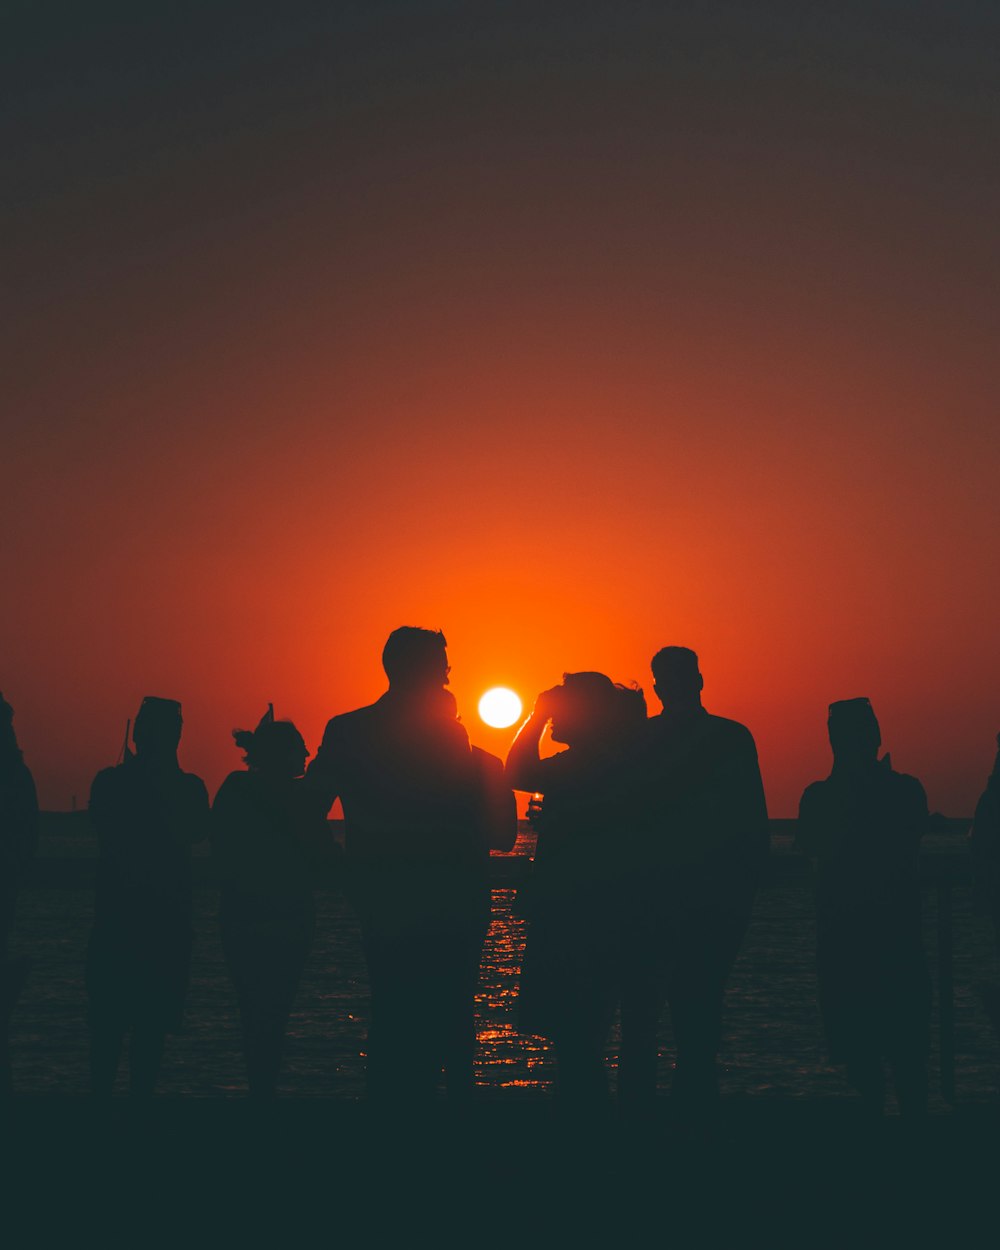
[132,696,182,758]
[827,698,881,766]
[233,719,308,779]
[550,672,646,749]
[650,646,703,711]
[382,626,450,692]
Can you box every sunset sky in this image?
[5,2,999,815]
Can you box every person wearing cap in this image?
[797,697,930,1118]
[86,697,210,1098]
[307,627,511,1103]
[0,692,39,1097]
[633,646,769,1129]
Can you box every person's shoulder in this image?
[887,768,927,803]
[705,714,758,750]
[324,702,380,737]
[178,769,209,800]
[799,778,831,809]
[90,764,123,794]
[444,716,471,749]
[214,769,249,796]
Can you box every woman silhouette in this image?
[505,672,646,1105]
[212,711,334,1098]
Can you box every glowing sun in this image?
[478,687,523,729]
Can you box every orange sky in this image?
[4,4,999,814]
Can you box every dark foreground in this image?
[3,1096,999,1238]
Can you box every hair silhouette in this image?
[306,628,511,1103]
[86,697,209,1099]
[797,698,930,1117]
[506,671,647,1107]
[212,707,328,1099]
[622,646,768,1131]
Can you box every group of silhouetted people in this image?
[3,632,1000,1128]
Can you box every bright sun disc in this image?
[478,687,522,729]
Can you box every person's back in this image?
[306,627,502,1101]
[314,692,480,870]
[505,672,648,1104]
[212,714,328,1097]
[645,708,768,902]
[626,646,768,1126]
[86,697,209,1098]
[798,761,927,939]
[796,697,929,1118]
[90,753,207,941]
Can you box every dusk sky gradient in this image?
[5,2,999,814]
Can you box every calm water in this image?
[9,821,1000,1105]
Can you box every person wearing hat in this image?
[0,692,38,1097]
[797,697,930,1118]
[87,697,210,1098]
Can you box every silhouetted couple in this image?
[88,696,333,1099]
[507,647,769,1132]
[307,627,516,1104]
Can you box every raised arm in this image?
[504,688,558,794]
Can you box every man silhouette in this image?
[308,627,511,1102]
[86,697,210,1098]
[797,698,930,1118]
[629,647,768,1128]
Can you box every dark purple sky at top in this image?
[4,2,999,813]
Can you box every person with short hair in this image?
[635,646,768,1129]
[307,627,513,1102]
[797,698,930,1118]
[87,697,209,1098]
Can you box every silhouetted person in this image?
[634,646,768,1129]
[968,733,1000,1035]
[307,627,514,1103]
[87,697,209,1098]
[212,709,335,1098]
[797,698,930,1118]
[506,672,647,1107]
[0,692,39,1097]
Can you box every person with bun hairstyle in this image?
[505,671,647,1106]
[212,707,336,1099]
